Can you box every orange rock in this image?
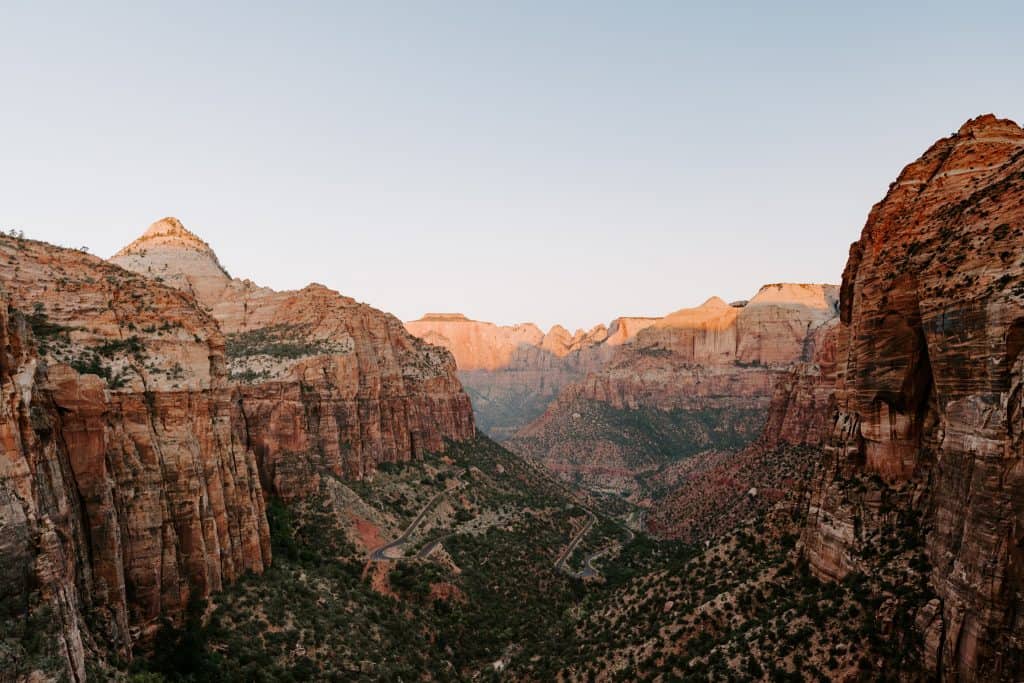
[405,312,657,439]
[506,284,838,493]
[0,215,474,665]
[112,219,475,499]
[801,114,1024,681]
[0,233,272,662]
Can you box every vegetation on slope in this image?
[114,438,933,682]
[125,437,621,681]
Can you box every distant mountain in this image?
[506,283,838,498]
[406,312,658,438]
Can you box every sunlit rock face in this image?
[406,285,839,444]
[0,235,271,670]
[505,284,839,495]
[405,313,658,439]
[801,115,1024,681]
[0,216,476,673]
[113,219,476,499]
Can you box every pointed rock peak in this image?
[111,217,230,280]
[143,216,191,238]
[700,296,730,309]
[115,217,218,258]
[658,296,740,329]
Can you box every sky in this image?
[2,1,1023,331]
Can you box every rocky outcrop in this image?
[0,292,90,682]
[0,233,272,674]
[0,217,475,675]
[758,319,839,448]
[407,286,838,444]
[565,284,838,415]
[800,115,1024,681]
[405,312,657,439]
[641,304,840,541]
[508,284,838,495]
[113,219,475,500]
[635,284,838,365]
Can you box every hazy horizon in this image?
[3,2,1023,330]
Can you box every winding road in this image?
[555,511,637,580]
[368,475,465,562]
[554,510,596,577]
[367,469,638,583]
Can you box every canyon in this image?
[2,113,1024,681]
[405,114,1024,680]
[0,221,474,680]
[405,312,658,439]
[409,284,840,498]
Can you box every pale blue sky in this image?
[2,1,1022,330]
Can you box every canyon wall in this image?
[0,291,90,682]
[0,236,272,678]
[0,219,476,677]
[644,311,839,540]
[405,312,658,439]
[799,114,1024,680]
[112,219,475,500]
[507,284,838,496]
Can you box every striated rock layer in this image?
[1,218,475,676]
[113,218,475,500]
[0,234,272,677]
[405,312,658,439]
[800,115,1024,681]
[508,284,838,495]
[0,291,90,682]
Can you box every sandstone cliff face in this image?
[0,234,272,673]
[758,318,839,448]
[507,284,838,496]
[569,284,837,414]
[113,219,475,500]
[800,115,1024,680]
[636,285,838,366]
[0,293,90,682]
[405,312,657,439]
[1,217,474,674]
[643,311,839,541]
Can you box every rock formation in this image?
[507,283,838,495]
[758,318,839,448]
[0,290,90,682]
[799,114,1024,680]
[0,235,271,677]
[0,218,475,676]
[405,312,658,439]
[642,316,840,541]
[113,218,475,500]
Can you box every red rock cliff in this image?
[506,284,838,496]
[111,218,475,500]
[0,234,272,675]
[801,115,1024,680]
[405,312,658,439]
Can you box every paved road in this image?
[554,510,595,576]
[368,476,464,562]
[556,512,636,580]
